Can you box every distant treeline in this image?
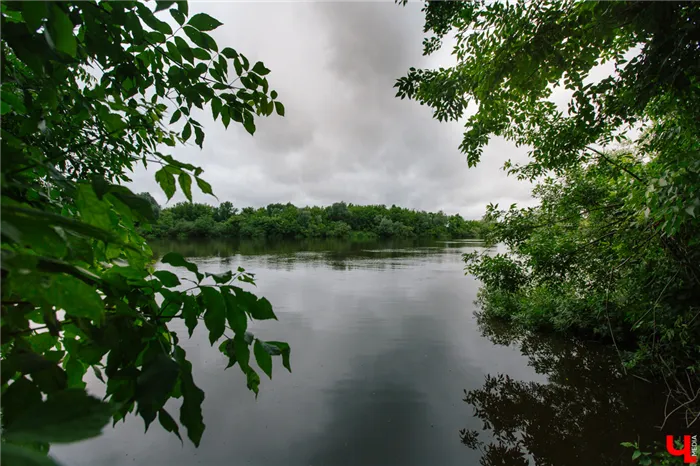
[138,194,487,240]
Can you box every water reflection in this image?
[149,237,485,268]
[460,317,678,466]
[49,239,674,466]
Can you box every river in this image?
[53,238,671,466]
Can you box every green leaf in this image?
[158,408,183,442]
[246,368,260,396]
[201,287,226,345]
[16,273,104,321]
[191,48,211,61]
[252,62,270,76]
[4,351,55,377]
[136,353,180,429]
[195,177,214,196]
[170,109,182,124]
[154,270,181,287]
[136,2,173,35]
[271,90,278,99]
[182,122,192,142]
[250,296,276,321]
[274,101,285,117]
[65,357,87,389]
[1,90,27,114]
[48,5,77,57]
[107,186,158,223]
[27,333,57,354]
[178,173,193,202]
[166,41,182,63]
[1,377,42,427]
[21,1,47,31]
[206,270,232,284]
[170,8,186,25]
[161,252,204,282]
[92,366,105,383]
[221,47,238,59]
[176,1,188,17]
[146,30,167,44]
[155,167,176,200]
[1,444,61,466]
[194,126,204,148]
[240,76,255,90]
[174,346,205,447]
[218,339,237,369]
[4,389,113,443]
[267,341,291,372]
[211,97,222,120]
[182,295,199,337]
[183,26,206,49]
[155,1,176,12]
[243,114,256,135]
[1,100,10,115]
[75,184,111,230]
[187,13,223,31]
[233,334,250,373]
[223,290,247,334]
[3,206,118,245]
[253,340,272,379]
[632,450,641,460]
[175,36,194,64]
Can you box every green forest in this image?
[1,0,699,465]
[139,196,487,240]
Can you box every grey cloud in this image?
[127,1,535,218]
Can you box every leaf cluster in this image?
[1,1,288,463]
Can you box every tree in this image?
[144,200,485,240]
[214,201,236,222]
[397,0,700,426]
[137,192,161,220]
[397,1,700,176]
[1,1,289,463]
[327,201,349,222]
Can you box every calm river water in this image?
[53,239,671,466]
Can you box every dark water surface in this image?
[53,239,671,466]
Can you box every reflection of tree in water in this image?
[148,237,473,270]
[461,317,678,466]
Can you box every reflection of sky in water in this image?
[52,239,656,466]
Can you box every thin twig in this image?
[586,146,646,183]
[605,269,627,374]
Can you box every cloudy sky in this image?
[128,1,535,219]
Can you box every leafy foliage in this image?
[1,1,289,462]
[397,1,700,175]
[465,153,700,431]
[621,441,687,466]
[399,0,700,426]
[144,200,488,240]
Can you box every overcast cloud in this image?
[127,1,535,219]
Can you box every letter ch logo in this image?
[666,435,698,464]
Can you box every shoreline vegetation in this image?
[400,1,700,457]
[138,196,489,240]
